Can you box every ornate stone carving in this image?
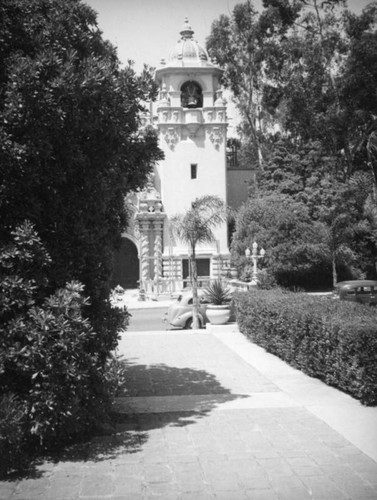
[139,200,149,213]
[140,176,158,200]
[159,83,170,106]
[154,201,163,212]
[139,222,150,282]
[138,172,164,215]
[133,223,140,240]
[153,222,163,280]
[163,127,180,150]
[215,89,225,107]
[208,126,224,150]
[144,171,159,195]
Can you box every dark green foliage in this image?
[231,194,333,289]
[234,290,377,405]
[256,270,277,290]
[0,0,163,309]
[0,1,162,472]
[210,1,377,282]
[231,157,377,287]
[0,222,129,472]
[0,393,27,475]
[17,282,108,444]
[0,221,51,320]
[204,280,232,305]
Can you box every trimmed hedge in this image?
[234,289,377,406]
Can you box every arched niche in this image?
[181,80,203,108]
[111,237,140,289]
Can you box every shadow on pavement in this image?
[49,362,244,463]
[121,361,234,397]
[5,361,245,479]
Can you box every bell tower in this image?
[153,18,230,285]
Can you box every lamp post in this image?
[245,242,265,285]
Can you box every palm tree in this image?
[170,195,226,329]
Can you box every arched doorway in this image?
[111,237,139,289]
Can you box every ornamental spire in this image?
[180,17,194,40]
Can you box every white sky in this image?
[84,0,374,71]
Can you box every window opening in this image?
[191,164,198,179]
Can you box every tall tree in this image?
[171,196,226,329]
[208,0,377,176]
[207,0,300,167]
[231,194,333,288]
[0,0,163,326]
[209,0,377,282]
[256,138,363,284]
[341,4,377,189]
[276,1,377,180]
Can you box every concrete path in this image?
[1,325,377,499]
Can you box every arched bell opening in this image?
[181,80,203,108]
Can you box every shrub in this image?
[240,264,253,282]
[0,394,27,475]
[234,290,377,405]
[103,354,128,400]
[0,223,129,472]
[257,270,277,290]
[2,280,121,446]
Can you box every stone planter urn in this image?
[203,280,232,326]
[206,304,231,325]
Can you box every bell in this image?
[187,96,198,107]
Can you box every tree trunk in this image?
[332,254,337,288]
[190,245,200,329]
[367,129,377,194]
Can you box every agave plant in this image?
[204,279,232,306]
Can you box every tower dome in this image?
[168,18,211,66]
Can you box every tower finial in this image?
[180,17,194,40]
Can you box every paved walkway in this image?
[111,289,173,310]
[1,323,377,499]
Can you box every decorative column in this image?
[136,179,165,294]
[139,221,150,285]
[153,221,163,281]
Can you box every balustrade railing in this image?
[141,276,212,296]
